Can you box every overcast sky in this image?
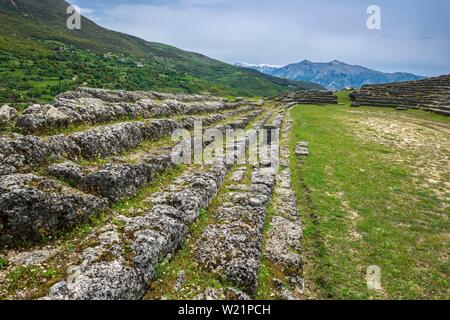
[69,0,450,76]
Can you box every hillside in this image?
[236,60,424,90]
[0,0,323,106]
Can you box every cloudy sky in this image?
[69,0,450,76]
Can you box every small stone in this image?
[9,248,59,266]
[273,278,284,290]
[295,142,309,157]
[231,169,245,182]
[280,288,297,300]
[66,265,81,286]
[174,270,186,292]
[0,105,18,124]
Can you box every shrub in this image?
[0,256,9,269]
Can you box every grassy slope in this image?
[290,95,449,299]
[0,0,323,106]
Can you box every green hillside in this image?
[0,0,323,106]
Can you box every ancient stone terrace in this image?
[350,75,450,116]
[13,87,252,134]
[0,88,260,245]
[0,89,305,301]
[272,90,338,106]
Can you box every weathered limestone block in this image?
[81,154,173,202]
[295,141,309,157]
[0,134,81,176]
[264,112,303,299]
[138,119,180,141]
[56,98,129,123]
[44,226,146,300]
[8,247,60,267]
[194,287,251,300]
[0,174,107,245]
[17,104,81,134]
[0,105,18,125]
[69,122,144,159]
[151,168,226,225]
[47,161,84,185]
[196,221,263,293]
[0,134,50,175]
[265,216,302,270]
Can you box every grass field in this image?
[290,101,449,299]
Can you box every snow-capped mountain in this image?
[235,63,282,75]
[235,60,425,90]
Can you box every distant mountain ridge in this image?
[236,60,425,90]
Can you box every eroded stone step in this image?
[0,107,258,177]
[0,109,265,249]
[426,108,450,117]
[16,88,258,134]
[0,174,107,247]
[47,111,263,202]
[262,111,304,300]
[192,113,285,295]
[194,167,276,294]
[40,112,271,300]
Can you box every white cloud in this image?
[80,8,95,15]
[76,0,450,76]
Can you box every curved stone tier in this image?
[350,75,450,116]
[0,89,265,247]
[271,90,338,105]
[41,111,271,300]
[0,107,256,177]
[15,88,254,134]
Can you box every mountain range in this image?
[0,0,322,106]
[236,60,425,90]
